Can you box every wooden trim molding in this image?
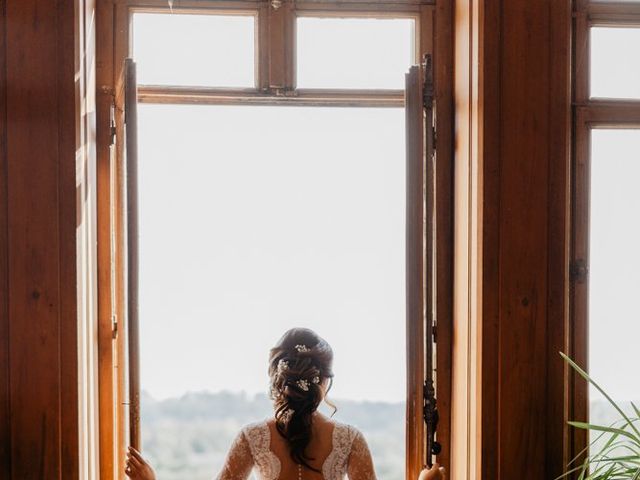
[569,110,640,477]
[137,86,406,107]
[405,64,426,480]
[453,1,573,479]
[576,104,640,125]
[0,0,100,478]
[570,2,640,476]
[98,2,452,479]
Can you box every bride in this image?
[125,327,445,480]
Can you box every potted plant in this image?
[558,352,640,479]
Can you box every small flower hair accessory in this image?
[270,386,282,398]
[277,359,289,373]
[294,344,310,353]
[312,376,320,384]
[282,408,294,422]
[296,379,310,391]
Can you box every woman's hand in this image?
[125,446,156,480]
[419,463,445,480]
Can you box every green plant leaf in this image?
[560,352,640,479]
[561,352,640,439]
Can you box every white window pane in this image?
[591,27,640,99]
[296,17,415,89]
[588,129,640,437]
[138,105,406,480]
[133,13,255,87]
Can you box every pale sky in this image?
[133,13,414,403]
[132,14,640,406]
[588,26,640,403]
[588,129,640,402]
[136,104,407,402]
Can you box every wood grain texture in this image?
[7,0,66,476]
[488,0,572,478]
[0,1,10,477]
[96,0,117,477]
[114,27,132,475]
[453,0,572,478]
[545,0,572,476]
[497,1,551,478]
[433,0,454,474]
[0,0,96,477]
[125,58,141,452]
[481,1,573,479]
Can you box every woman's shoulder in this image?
[236,419,273,456]
[325,419,363,444]
[240,418,271,435]
[325,417,361,432]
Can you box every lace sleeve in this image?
[215,430,254,480]
[347,430,378,480]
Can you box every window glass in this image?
[588,129,640,440]
[296,17,415,89]
[137,104,407,480]
[133,13,255,87]
[591,27,640,99]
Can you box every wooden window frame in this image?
[571,0,640,471]
[121,1,434,107]
[96,1,453,478]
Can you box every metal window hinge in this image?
[570,259,589,283]
[109,124,116,146]
[423,54,437,153]
[112,315,118,339]
[423,54,434,110]
[423,379,442,459]
[109,101,117,146]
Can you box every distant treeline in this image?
[141,391,405,480]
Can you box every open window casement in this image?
[116,57,141,452]
[405,55,440,477]
[117,55,441,480]
[98,3,452,479]
[125,58,142,452]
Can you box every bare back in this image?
[215,413,377,480]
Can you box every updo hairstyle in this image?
[268,328,335,471]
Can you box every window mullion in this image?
[267,1,295,93]
[257,4,270,91]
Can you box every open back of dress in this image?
[215,419,377,480]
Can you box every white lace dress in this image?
[215,420,377,480]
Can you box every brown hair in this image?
[268,328,336,472]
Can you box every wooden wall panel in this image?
[77,0,101,477]
[6,1,67,475]
[451,0,473,476]
[434,0,454,474]
[545,0,572,476]
[497,2,551,478]
[453,0,572,478]
[0,1,9,477]
[0,0,98,478]
[491,1,571,477]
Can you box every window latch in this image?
[570,259,589,283]
[423,54,437,152]
[109,101,117,146]
[424,378,442,464]
[112,315,118,339]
